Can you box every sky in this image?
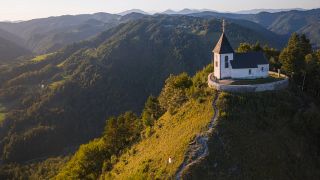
[0,0,319,21]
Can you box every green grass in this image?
[231,75,284,85]
[103,94,216,179]
[31,53,56,63]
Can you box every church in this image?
[213,21,269,80]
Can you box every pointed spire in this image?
[213,21,234,54]
[222,19,225,33]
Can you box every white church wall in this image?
[231,64,269,79]
[220,53,233,79]
[256,64,269,77]
[213,53,221,79]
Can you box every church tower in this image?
[213,20,234,80]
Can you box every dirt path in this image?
[175,92,220,179]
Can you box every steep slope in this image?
[105,93,215,179]
[0,15,285,163]
[182,91,320,179]
[55,65,320,179]
[55,64,215,179]
[105,90,320,179]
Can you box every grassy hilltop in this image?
[183,91,320,179]
[1,62,319,179]
[52,64,320,179]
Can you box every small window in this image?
[261,67,264,72]
[249,69,252,75]
[215,61,218,67]
[225,56,229,68]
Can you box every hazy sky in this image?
[1,0,319,21]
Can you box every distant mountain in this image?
[0,28,26,47]
[0,29,31,63]
[161,8,216,15]
[236,8,306,14]
[120,12,148,22]
[0,13,121,54]
[190,8,320,48]
[118,9,149,16]
[0,15,285,163]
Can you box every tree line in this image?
[237,33,320,100]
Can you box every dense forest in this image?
[0,31,319,178]
[0,16,287,164]
[0,11,319,179]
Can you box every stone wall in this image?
[208,72,289,92]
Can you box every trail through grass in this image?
[104,94,216,179]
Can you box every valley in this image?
[0,6,319,179]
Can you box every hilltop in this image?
[50,65,320,179]
[0,10,319,179]
[0,15,286,164]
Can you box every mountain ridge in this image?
[0,15,286,163]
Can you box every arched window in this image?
[261,67,264,72]
[215,61,218,67]
[225,56,229,68]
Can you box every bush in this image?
[158,73,192,114]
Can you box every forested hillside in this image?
[0,11,319,179]
[55,45,320,179]
[0,13,120,54]
[0,36,31,63]
[183,90,320,179]
[11,63,317,179]
[0,16,284,164]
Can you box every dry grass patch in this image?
[0,103,6,123]
[104,95,215,179]
[31,53,56,63]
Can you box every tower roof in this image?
[213,33,234,54]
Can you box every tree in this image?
[263,45,281,71]
[141,96,164,127]
[236,42,263,53]
[236,43,251,53]
[158,73,192,114]
[252,42,262,51]
[279,33,309,75]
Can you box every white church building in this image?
[213,22,269,80]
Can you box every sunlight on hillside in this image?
[104,96,215,179]
[49,76,70,90]
[0,103,6,123]
[31,53,56,62]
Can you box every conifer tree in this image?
[279,33,306,75]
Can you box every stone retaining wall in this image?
[208,72,289,92]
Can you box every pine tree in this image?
[279,33,306,75]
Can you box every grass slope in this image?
[183,90,320,179]
[31,53,56,63]
[0,103,6,123]
[104,93,216,179]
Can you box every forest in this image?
[0,31,319,179]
